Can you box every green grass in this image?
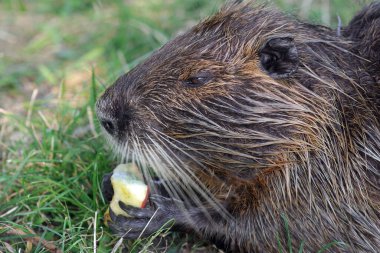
[0,0,372,252]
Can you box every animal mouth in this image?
[108,132,224,202]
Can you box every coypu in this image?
[96,1,380,252]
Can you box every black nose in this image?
[99,118,116,135]
[98,112,133,137]
[96,97,134,137]
[95,80,135,138]
[96,96,119,136]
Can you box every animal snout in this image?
[95,95,135,139]
[98,116,116,136]
[96,100,118,136]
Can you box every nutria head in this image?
[96,2,378,210]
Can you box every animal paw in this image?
[108,195,182,239]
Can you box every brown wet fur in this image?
[96,1,380,252]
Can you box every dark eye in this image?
[183,72,212,88]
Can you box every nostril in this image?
[100,119,115,135]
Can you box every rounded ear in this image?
[259,37,299,79]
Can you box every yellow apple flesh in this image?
[104,163,149,224]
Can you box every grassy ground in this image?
[0,0,372,252]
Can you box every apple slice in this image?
[105,163,149,223]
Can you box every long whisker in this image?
[145,134,231,221]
